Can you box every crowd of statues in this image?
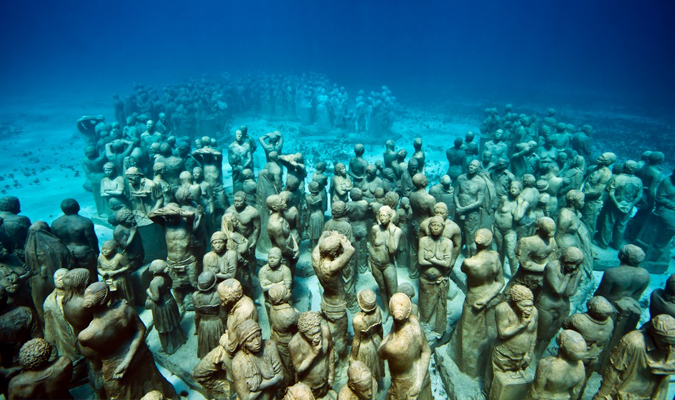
[1,98,675,400]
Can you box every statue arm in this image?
[411,326,432,398]
[388,225,402,256]
[349,320,363,363]
[114,308,146,379]
[333,236,356,272]
[655,180,675,210]
[543,263,567,296]
[86,224,99,256]
[225,251,238,278]
[250,214,261,250]
[282,267,292,290]
[496,305,527,339]
[418,237,432,267]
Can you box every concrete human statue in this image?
[361,164,384,203]
[331,163,353,203]
[368,205,401,315]
[312,230,355,365]
[283,382,316,400]
[259,131,284,161]
[484,129,508,164]
[595,159,643,249]
[409,173,436,279]
[515,174,540,238]
[510,141,537,179]
[306,181,325,251]
[581,152,616,238]
[145,260,187,355]
[24,221,74,322]
[446,137,468,181]
[429,174,455,220]
[152,162,173,206]
[42,268,81,375]
[267,194,300,275]
[192,167,215,231]
[97,239,134,305]
[650,274,675,320]
[191,144,227,216]
[7,338,74,400]
[494,181,523,276]
[593,314,675,400]
[350,289,384,384]
[378,293,432,400]
[399,157,419,198]
[349,144,369,188]
[455,159,487,256]
[640,168,675,273]
[51,198,99,277]
[629,151,665,241]
[347,187,369,275]
[525,330,587,400]
[289,311,336,399]
[417,216,454,338]
[100,162,126,215]
[420,201,462,272]
[77,281,178,400]
[231,319,285,400]
[594,244,650,353]
[268,283,299,387]
[225,191,261,273]
[489,285,538,400]
[509,216,559,299]
[125,166,161,216]
[228,129,254,188]
[113,209,144,270]
[193,271,224,359]
[412,137,426,173]
[323,200,357,312]
[391,148,408,181]
[562,296,615,394]
[259,247,293,309]
[383,139,397,169]
[217,278,259,356]
[256,169,278,254]
[265,151,284,192]
[534,247,583,358]
[337,361,378,400]
[450,228,504,379]
[0,196,31,260]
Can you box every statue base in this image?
[592,244,620,271]
[434,343,486,400]
[488,370,532,400]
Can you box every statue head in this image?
[397,149,407,161]
[385,140,395,150]
[556,330,587,362]
[267,247,282,268]
[587,296,614,320]
[192,167,203,182]
[268,283,291,306]
[18,338,52,371]
[407,158,419,174]
[618,244,645,267]
[666,274,675,296]
[468,160,481,175]
[174,187,193,206]
[83,281,110,309]
[383,168,396,181]
[412,173,428,189]
[237,319,263,354]
[60,198,80,215]
[648,151,665,165]
[350,187,363,202]
[383,191,400,208]
[0,196,20,214]
[509,285,534,318]
[357,289,377,313]
[566,189,585,209]
[649,314,675,351]
[397,282,416,300]
[298,312,323,346]
[377,205,394,225]
[149,259,169,276]
[266,194,286,213]
[63,268,90,297]
[535,217,556,238]
[347,361,375,399]
[509,180,523,197]
[197,271,217,292]
[103,162,116,178]
[475,228,493,249]
[210,231,227,254]
[217,278,244,306]
[315,161,327,173]
[366,164,377,179]
[433,202,449,218]
[283,382,314,400]
[354,143,365,156]
[319,232,342,258]
[125,167,142,184]
[597,152,617,166]
[561,247,584,273]
[233,191,246,209]
[428,216,445,237]
[389,293,412,323]
[334,162,346,176]
[454,137,463,147]
[331,201,348,219]
[623,160,638,174]
[53,268,69,290]
[413,137,422,150]
[101,240,118,258]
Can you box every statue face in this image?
[429,220,444,236]
[304,325,322,347]
[235,130,244,143]
[104,166,114,177]
[244,331,263,353]
[212,239,226,253]
[468,161,481,175]
[268,251,282,268]
[509,183,522,197]
[516,299,534,318]
[193,169,203,181]
[353,379,373,400]
[574,197,585,209]
[234,196,246,209]
[652,333,675,353]
[54,271,67,290]
[378,210,391,225]
[126,173,140,185]
[101,246,116,258]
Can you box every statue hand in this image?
[113,362,129,379]
[247,373,262,392]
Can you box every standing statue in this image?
[100,162,127,216]
[418,216,454,338]
[510,216,558,299]
[639,169,675,273]
[350,289,384,383]
[331,163,353,203]
[193,271,224,359]
[446,138,468,181]
[224,191,261,277]
[650,274,675,320]
[593,314,675,400]
[324,200,357,312]
[0,196,31,260]
[313,231,355,365]
[534,247,583,358]
[51,199,99,278]
[450,228,504,378]
[231,319,285,400]
[113,209,144,270]
[581,152,616,238]
[259,131,284,162]
[217,278,259,355]
[556,190,593,295]
[289,312,335,399]
[563,296,615,395]
[337,361,378,400]
[145,260,187,355]
[202,231,237,282]
[368,206,401,315]
[78,281,178,400]
[43,269,81,372]
[268,283,299,388]
[347,188,369,275]
[348,144,368,189]
[192,146,227,219]
[7,338,73,400]
[378,293,432,400]
[24,221,74,322]
[525,330,586,400]
[267,194,300,275]
[494,181,523,276]
[454,160,487,256]
[429,175,455,220]
[148,204,199,311]
[256,169,279,254]
[409,174,436,279]
[306,182,326,251]
[489,285,537,400]
[97,240,134,305]
[125,167,162,216]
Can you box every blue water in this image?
[2,0,674,115]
